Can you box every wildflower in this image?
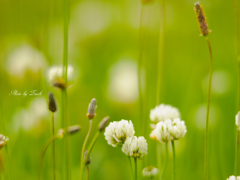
[194,2,210,36]
[227,176,240,180]
[98,116,110,132]
[87,98,97,119]
[142,166,158,178]
[104,120,135,147]
[168,118,187,140]
[0,135,9,150]
[48,92,57,113]
[236,112,240,131]
[47,65,74,89]
[122,136,148,159]
[150,104,180,123]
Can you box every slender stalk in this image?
[86,166,89,180]
[39,136,58,180]
[128,156,134,180]
[156,0,165,105]
[80,120,93,180]
[52,113,56,180]
[161,142,169,178]
[234,0,240,176]
[157,143,162,180]
[134,158,137,180]
[171,141,175,180]
[62,0,69,178]
[85,131,100,160]
[204,37,212,180]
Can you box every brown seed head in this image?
[98,116,110,132]
[194,2,210,36]
[67,125,81,135]
[87,98,97,119]
[84,150,91,165]
[48,92,57,113]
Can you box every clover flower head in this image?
[227,176,240,180]
[0,134,9,150]
[122,136,148,159]
[150,104,180,123]
[236,112,240,131]
[47,65,74,89]
[142,166,158,178]
[104,119,135,147]
[168,118,187,140]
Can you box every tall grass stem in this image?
[157,143,162,180]
[171,141,175,180]
[204,37,212,180]
[52,113,56,180]
[128,156,134,180]
[134,158,137,180]
[161,142,169,179]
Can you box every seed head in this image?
[84,150,91,165]
[87,98,97,119]
[48,92,57,113]
[194,2,210,36]
[98,116,110,132]
[67,125,81,135]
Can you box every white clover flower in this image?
[236,112,240,131]
[47,65,74,88]
[0,134,9,150]
[142,166,158,178]
[122,136,148,159]
[150,104,180,123]
[227,176,240,180]
[153,118,187,142]
[104,120,135,147]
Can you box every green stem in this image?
[80,120,93,180]
[86,166,89,180]
[161,142,169,178]
[204,37,212,180]
[157,143,162,180]
[234,0,240,176]
[128,156,134,180]
[156,0,165,105]
[39,136,58,180]
[84,131,100,164]
[134,158,137,180]
[52,113,56,180]
[171,141,175,180]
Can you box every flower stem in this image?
[52,113,56,180]
[134,158,137,180]
[171,141,175,180]
[39,136,58,180]
[128,156,134,180]
[161,142,169,179]
[85,131,100,161]
[80,120,93,180]
[204,37,212,180]
[234,0,240,176]
[156,0,165,105]
[86,166,89,180]
[157,143,162,180]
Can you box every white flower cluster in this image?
[142,166,158,178]
[122,136,148,159]
[150,104,180,123]
[236,112,240,131]
[227,176,240,180]
[47,65,74,88]
[104,120,135,147]
[0,134,9,150]
[150,104,186,142]
[104,119,148,159]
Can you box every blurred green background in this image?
[0,0,239,179]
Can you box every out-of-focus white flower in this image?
[11,97,48,133]
[142,166,158,178]
[104,119,135,147]
[7,44,47,78]
[227,176,240,180]
[47,65,74,88]
[152,118,187,142]
[107,60,139,103]
[122,136,148,159]
[0,134,9,150]
[150,104,180,123]
[236,112,240,131]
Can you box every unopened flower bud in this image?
[0,134,9,150]
[98,116,110,132]
[84,150,91,165]
[57,129,65,139]
[48,92,57,113]
[67,125,81,135]
[194,2,210,36]
[87,98,97,119]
